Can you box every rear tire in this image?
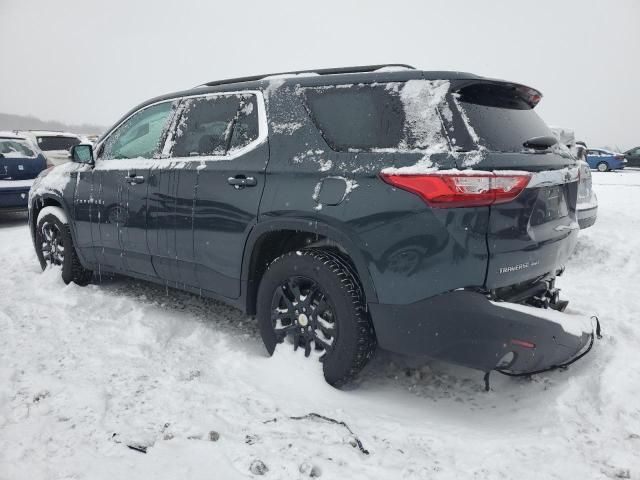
[35,207,92,286]
[597,161,609,172]
[257,248,376,387]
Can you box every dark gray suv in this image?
[29,65,596,387]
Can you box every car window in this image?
[0,139,36,157]
[229,95,259,153]
[303,82,447,152]
[37,136,80,151]
[170,93,259,158]
[101,101,175,160]
[455,83,553,153]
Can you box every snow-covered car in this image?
[576,159,597,229]
[0,132,48,212]
[18,130,82,167]
[550,128,597,229]
[29,65,599,388]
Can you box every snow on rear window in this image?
[0,139,37,158]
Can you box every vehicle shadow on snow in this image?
[89,273,579,407]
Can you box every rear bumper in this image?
[0,185,31,210]
[577,205,597,229]
[368,290,594,374]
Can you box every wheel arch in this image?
[29,194,76,246]
[242,218,378,315]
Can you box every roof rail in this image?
[201,64,416,87]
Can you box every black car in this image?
[624,146,640,167]
[28,65,596,387]
[0,133,48,212]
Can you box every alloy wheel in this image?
[40,221,65,266]
[270,276,337,359]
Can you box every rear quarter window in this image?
[302,81,450,152]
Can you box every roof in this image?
[101,65,532,142]
[0,131,27,140]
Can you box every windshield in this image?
[37,135,80,151]
[0,138,37,158]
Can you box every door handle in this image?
[125,174,145,185]
[227,175,257,189]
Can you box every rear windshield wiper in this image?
[523,136,557,150]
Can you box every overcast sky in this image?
[1,0,638,149]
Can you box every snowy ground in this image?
[1,170,639,480]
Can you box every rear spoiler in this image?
[450,78,543,109]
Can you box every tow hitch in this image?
[492,269,570,312]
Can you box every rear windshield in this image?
[0,138,37,158]
[455,83,552,153]
[303,81,450,152]
[37,135,80,151]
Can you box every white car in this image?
[549,127,597,229]
[18,130,82,166]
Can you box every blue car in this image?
[0,132,48,212]
[586,148,627,172]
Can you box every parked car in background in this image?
[0,132,48,212]
[82,134,101,145]
[586,148,626,171]
[576,159,597,229]
[550,129,597,229]
[623,146,640,168]
[18,131,82,166]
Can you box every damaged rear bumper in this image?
[368,290,596,374]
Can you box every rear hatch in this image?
[0,138,47,180]
[445,80,579,288]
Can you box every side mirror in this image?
[71,144,94,165]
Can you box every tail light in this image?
[380,171,531,208]
[614,154,625,160]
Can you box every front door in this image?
[92,100,178,276]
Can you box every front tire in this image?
[35,207,92,286]
[257,249,376,387]
[597,161,609,172]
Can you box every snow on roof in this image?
[0,130,26,139]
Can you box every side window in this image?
[303,82,448,152]
[229,95,259,152]
[170,94,260,158]
[303,84,405,151]
[101,101,175,160]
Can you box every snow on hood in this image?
[29,162,90,205]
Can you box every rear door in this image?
[447,81,579,288]
[158,91,268,298]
